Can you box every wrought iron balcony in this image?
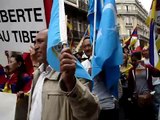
[68,30,85,42]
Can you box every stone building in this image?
[116,0,149,47]
[65,0,88,47]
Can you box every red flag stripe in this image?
[44,0,53,28]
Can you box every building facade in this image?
[64,0,88,47]
[64,0,150,48]
[116,0,149,47]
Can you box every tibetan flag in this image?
[149,0,160,70]
[146,0,157,27]
[47,0,91,80]
[92,0,123,97]
[123,37,131,47]
[129,27,138,46]
[129,27,141,51]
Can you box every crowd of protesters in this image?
[119,45,160,120]
[74,36,160,120]
[0,31,160,120]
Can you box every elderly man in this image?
[28,29,99,120]
[81,36,92,75]
[81,36,119,120]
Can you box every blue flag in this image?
[91,0,123,97]
[88,0,102,43]
[47,0,92,81]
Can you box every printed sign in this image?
[0,0,46,66]
[0,92,17,120]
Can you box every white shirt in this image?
[29,64,52,120]
[81,59,91,73]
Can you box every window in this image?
[73,19,78,31]
[117,6,121,10]
[127,29,131,35]
[132,6,135,10]
[78,22,82,32]
[126,5,128,11]
[126,17,129,23]
[84,23,88,32]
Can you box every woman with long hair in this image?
[3,54,32,93]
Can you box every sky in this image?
[138,0,152,12]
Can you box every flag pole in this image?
[75,26,89,52]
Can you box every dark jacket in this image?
[127,64,160,98]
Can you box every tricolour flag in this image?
[129,27,141,51]
[149,0,160,70]
[146,0,157,27]
[91,0,123,97]
[47,0,91,80]
[122,37,131,47]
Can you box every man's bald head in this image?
[34,29,48,64]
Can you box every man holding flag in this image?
[27,0,100,119]
[28,29,99,120]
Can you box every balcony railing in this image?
[117,10,138,15]
[126,23,132,26]
[125,23,133,29]
[68,30,85,41]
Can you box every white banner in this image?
[0,92,17,120]
[0,0,46,66]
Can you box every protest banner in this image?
[0,92,17,120]
[0,0,47,66]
